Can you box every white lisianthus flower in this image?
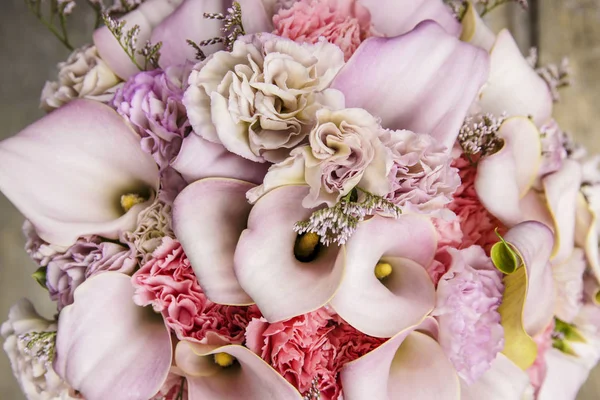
[184,33,345,163]
[1,299,78,400]
[41,45,121,112]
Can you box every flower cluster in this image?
[4,1,600,400]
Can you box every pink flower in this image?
[527,321,555,396]
[433,246,504,384]
[539,119,568,177]
[428,217,464,284]
[273,0,373,60]
[151,371,187,400]
[132,237,260,344]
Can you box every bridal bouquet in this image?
[3,0,600,399]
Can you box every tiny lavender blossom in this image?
[41,44,120,111]
[381,129,460,214]
[433,246,504,384]
[113,64,191,169]
[272,0,373,61]
[184,33,345,163]
[538,119,568,177]
[536,57,572,103]
[457,113,505,158]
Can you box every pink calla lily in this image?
[340,317,461,400]
[460,354,532,400]
[330,215,437,338]
[54,272,173,400]
[332,20,489,151]
[173,178,255,305]
[0,99,159,247]
[234,185,345,322]
[175,340,303,399]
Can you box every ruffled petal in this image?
[173,178,255,305]
[234,185,345,322]
[359,0,461,37]
[93,0,182,79]
[0,100,159,246]
[341,319,460,400]
[332,20,489,150]
[479,29,553,127]
[175,341,303,399]
[460,354,531,400]
[54,272,172,400]
[172,133,269,184]
[330,215,436,338]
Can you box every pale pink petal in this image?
[54,272,172,400]
[543,160,582,265]
[173,178,255,305]
[234,185,345,322]
[537,349,595,400]
[172,133,269,184]
[460,1,495,51]
[0,100,159,246]
[151,0,226,69]
[175,341,303,399]
[461,354,531,400]
[520,190,553,228]
[341,321,460,400]
[479,29,553,127]
[93,0,182,79]
[332,20,489,151]
[575,193,600,282]
[238,0,273,34]
[505,221,555,336]
[359,0,461,37]
[330,215,436,338]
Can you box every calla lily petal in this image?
[575,193,600,282]
[332,20,489,151]
[93,0,182,79]
[172,133,269,184]
[54,272,172,400]
[173,178,255,305]
[330,215,437,338]
[234,185,345,322]
[460,1,495,51]
[537,349,598,400]
[341,319,460,400]
[151,0,226,69]
[175,341,303,399]
[479,29,553,127]
[359,0,461,37]
[0,100,159,246]
[543,160,582,264]
[475,117,542,227]
[238,0,273,34]
[460,354,532,400]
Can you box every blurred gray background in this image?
[0,0,599,398]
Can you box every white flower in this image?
[553,249,586,323]
[41,45,121,112]
[184,34,345,163]
[1,299,78,400]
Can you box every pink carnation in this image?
[433,246,504,384]
[245,308,384,399]
[132,237,260,344]
[272,0,373,60]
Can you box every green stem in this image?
[25,0,74,51]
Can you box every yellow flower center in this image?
[374,262,393,280]
[120,193,146,213]
[294,232,321,262]
[213,352,236,368]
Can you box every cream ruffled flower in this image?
[1,299,78,400]
[40,45,120,112]
[183,33,345,163]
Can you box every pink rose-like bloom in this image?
[113,64,191,169]
[132,237,261,344]
[43,236,136,310]
[527,321,555,395]
[449,155,507,253]
[433,246,504,384]
[273,0,373,60]
[381,129,460,215]
[245,308,385,399]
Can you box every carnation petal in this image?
[330,215,436,338]
[173,178,255,305]
[175,341,303,399]
[479,29,553,127]
[54,272,172,400]
[358,0,461,37]
[234,185,345,322]
[172,133,269,184]
[332,20,489,151]
[460,354,532,400]
[0,100,159,246]
[341,320,460,400]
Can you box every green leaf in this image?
[31,267,47,289]
[491,229,520,274]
